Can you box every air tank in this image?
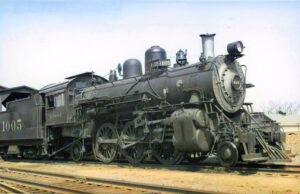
[123,59,142,79]
[145,46,167,74]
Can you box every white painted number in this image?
[1,120,22,132]
[17,119,22,131]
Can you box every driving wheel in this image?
[93,123,119,164]
[152,143,184,165]
[121,121,147,164]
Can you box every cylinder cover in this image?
[169,109,214,153]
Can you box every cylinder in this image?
[123,59,142,79]
[170,109,214,153]
[200,33,216,59]
[145,46,167,74]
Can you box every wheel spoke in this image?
[93,123,119,164]
[121,121,146,164]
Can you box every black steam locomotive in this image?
[0,34,289,167]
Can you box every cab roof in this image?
[39,72,108,94]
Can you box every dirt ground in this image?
[286,132,300,164]
[0,160,299,194]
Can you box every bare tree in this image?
[261,101,300,115]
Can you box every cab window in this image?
[47,96,54,108]
[47,93,64,108]
[54,93,64,107]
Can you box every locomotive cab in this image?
[40,72,108,126]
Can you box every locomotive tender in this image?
[0,33,289,166]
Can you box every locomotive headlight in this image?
[231,75,242,90]
[227,41,244,57]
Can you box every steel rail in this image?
[3,157,300,169]
[228,166,300,174]
[95,162,300,174]
[0,181,25,193]
[181,163,300,174]
[0,166,215,194]
[0,175,87,194]
[99,162,300,175]
[0,179,68,194]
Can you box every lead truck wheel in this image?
[217,141,239,167]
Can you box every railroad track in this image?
[0,179,59,193]
[0,167,212,194]
[105,162,300,175]
[177,163,300,175]
[231,163,300,174]
[75,160,300,175]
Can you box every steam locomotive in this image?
[0,33,289,167]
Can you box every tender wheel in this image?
[217,141,238,167]
[93,123,119,164]
[152,143,184,165]
[121,121,147,164]
[185,152,207,164]
[71,141,84,162]
[0,147,9,160]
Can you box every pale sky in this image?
[0,0,299,110]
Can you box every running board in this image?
[242,153,268,162]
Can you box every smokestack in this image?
[200,33,216,59]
